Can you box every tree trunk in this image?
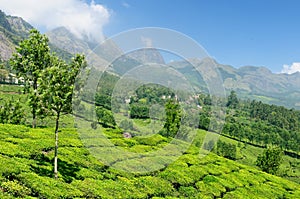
[32,110,36,128]
[54,113,60,179]
[32,80,37,128]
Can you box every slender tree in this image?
[10,29,51,128]
[38,54,87,179]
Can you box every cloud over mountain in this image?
[0,0,110,42]
[281,62,300,74]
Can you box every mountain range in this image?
[0,10,299,109]
[171,58,300,108]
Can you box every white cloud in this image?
[0,0,110,42]
[281,62,300,74]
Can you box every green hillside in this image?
[0,124,299,198]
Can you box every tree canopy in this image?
[10,29,51,127]
[256,147,283,175]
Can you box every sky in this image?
[1,0,300,73]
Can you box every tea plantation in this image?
[0,124,299,198]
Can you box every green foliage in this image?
[217,140,237,160]
[96,107,116,127]
[119,119,134,130]
[203,140,215,151]
[134,176,174,197]
[134,134,167,146]
[0,98,25,125]
[217,96,300,153]
[178,186,197,197]
[203,94,212,105]
[18,172,83,198]
[38,54,86,118]
[95,93,112,110]
[0,68,9,83]
[256,147,283,175]
[0,180,31,197]
[226,90,239,108]
[134,83,174,104]
[0,84,23,93]
[93,71,119,111]
[160,100,182,137]
[124,84,176,120]
[130,103,149,119]
[10,29,51,128]
[10,29,51,79]
[199,110,210,130]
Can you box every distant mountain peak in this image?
[127,48,165,65]
[238,65,272,74]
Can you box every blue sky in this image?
[95,0,300,73]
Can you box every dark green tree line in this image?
[196,93,300,153]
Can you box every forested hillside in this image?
[196,91,300,154]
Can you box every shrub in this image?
[119,119,134,130]
[217,140,237,160]
[179,186,197,198]
[0,180,31,197]
[0,156,32,178]
[159,167,193,186]
[134,134,167,146]
[129,145,154,153]
[17,172,83,198]
[256,147,283,175]
[134,176,174,197]
[130,103,149,119]
[0,99,25,125]
[196,181,223,198]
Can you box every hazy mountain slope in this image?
[0,10,73,62]
[0,10,32,61]
[46,27,94,55]
[169,58,300,108]
[230,65,300,108]
[128,48,165,64]
[46,27,123,70]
